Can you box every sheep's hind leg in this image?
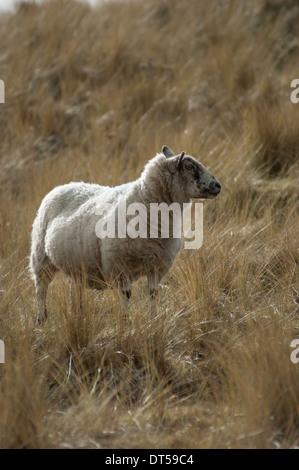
[147,272,161,316]
[69,278,83,315]
[34,266,56,325]
[147,268,168,316]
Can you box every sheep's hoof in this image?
[35,312,47,325]
[120,313,131,324]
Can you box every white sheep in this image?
[30,146,221,323]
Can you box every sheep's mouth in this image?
[199,188,220,199]
[208,190,220,198]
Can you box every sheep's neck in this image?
[138,176,187,209]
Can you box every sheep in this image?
[30,145,221,323]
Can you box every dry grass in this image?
[0,0,298,449]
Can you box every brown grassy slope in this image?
[0,0,298,448]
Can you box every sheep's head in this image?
[162,145,221,201]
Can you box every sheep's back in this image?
[40,182,131,275]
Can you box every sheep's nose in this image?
[210,181,221,193]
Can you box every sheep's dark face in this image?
[162,145,221,201]
[179,155,221,200]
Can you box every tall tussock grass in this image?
[0,0,298,448]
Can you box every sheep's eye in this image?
[185,164,194,171]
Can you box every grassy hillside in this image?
[0,0,298,448]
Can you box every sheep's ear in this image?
[162,145,175,158]
[175,151,185,171]
[168,152,185,174]
[178,151,185,168]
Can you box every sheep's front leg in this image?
[120,279,131,320]
[150,288,158,316]
[147,272,162,316]
[69,279,83,314]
